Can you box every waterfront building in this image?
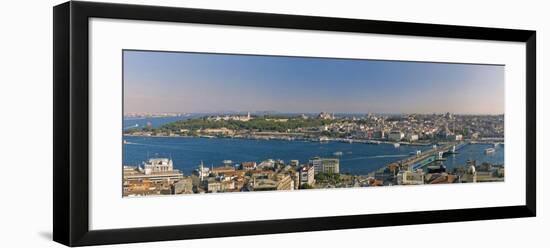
[211,165,236,175]
[242,161,257,170]
[373,130,385,139]
[405,133,419,142]
[290,160,300,167]
[194,161,210,181]
[124,158,184,185]
[459,160,477,183]
[388,131,404,141]
[310,158,340,174]
[143,158,174,175]
[396,170,424,185]
[201,127,235,136]
[257,159,275,169]
[299,165,315,186]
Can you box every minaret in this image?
[200,161,204,181]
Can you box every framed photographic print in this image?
[53,1,536,246]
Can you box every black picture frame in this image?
[53,1,536,246]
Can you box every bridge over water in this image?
[372,142,465,174]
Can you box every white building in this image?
[309,158,339,174]
[196,161,210,181]
[258,159,275,169]
[241,161,257,170]
[124,158,183,184]
[318,112,334,120]
[405,133,419,142]
[449,134,463,141]
[143,158,174,175]
[299,166,315,186]
[388,131,404,141]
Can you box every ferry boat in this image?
[409,150,422,156]
[484,147,496,154]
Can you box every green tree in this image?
[299,183,313,189]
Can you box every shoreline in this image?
[123,134,443,146]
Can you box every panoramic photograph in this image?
[122,50,505,197]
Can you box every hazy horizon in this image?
[124,50,504,115]
[124,110,504,116]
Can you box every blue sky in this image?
[123,50,504,114]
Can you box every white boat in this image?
[485,148,495,154]
[393,143,400,148]
[333,151,343,156]
[409,150,421,156]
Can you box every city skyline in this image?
[124,111,504,115]
[124,50,504,115]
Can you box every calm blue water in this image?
[443,143,504,168]
[123,136,504,175]
[123,117,504,175]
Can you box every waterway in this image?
[123,136,504,175]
